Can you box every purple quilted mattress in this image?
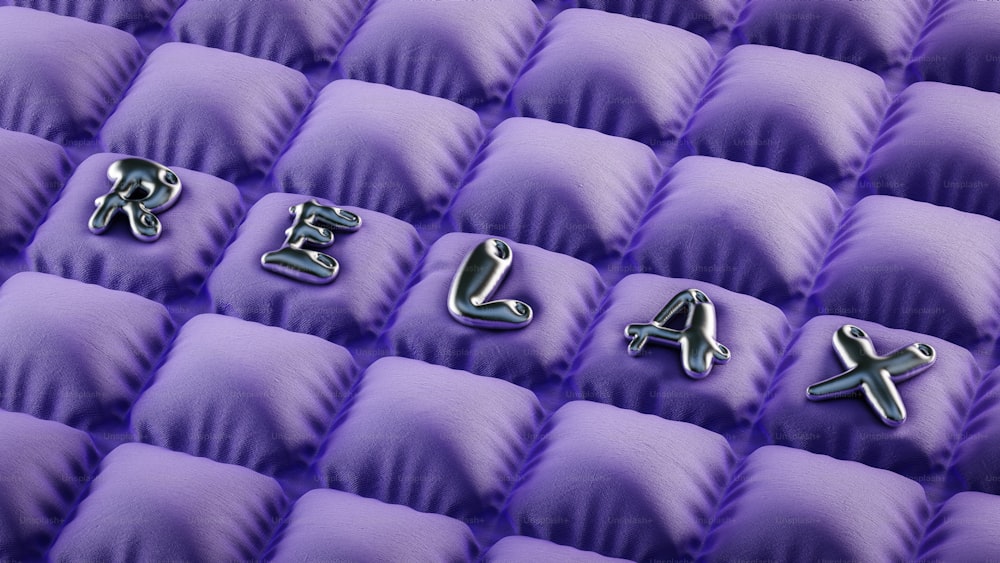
[1,1,999,561]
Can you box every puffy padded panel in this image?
[131,314,357,476]
[908,0,1000,94]
[29,153,243,302]
[101,42,312,183]
[0,128,71,255]
[484,536,631,563]
[317,357,543,519]
[0,7,142,144]
[10,0,182,33]
[447,117,659,262]
[572,0,742,35]
[950,366,1000,495]
[512,9,715,144]
[917,492,1000,561]
[0,273,172,430]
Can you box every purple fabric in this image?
[208,192,422,346]
[484,536,631,563]
[0,272,172,430]
[446,117,659,262]
[809,195,1000,348]
[858,82,1000,220]
[0,128,71,255]
[917,492,1000,561]
[101,42,312,184]
[625,156,842,305]
[317,356,542,519]
[131,314,357,476]
[908,0,1000,94]
[950,366,1000,495]
[384,232,604,387]
[511,8,714,145]
[756,315,978,480]
[170,0,366,72]
[48,443,285,562]
[504,401,735,561]
[337,0,543,107]
[734,0,931,72]
[10,0,182,33]
[267,489,477,562]
[0,6,142,144]
[680,44,888,186]
[271,80,483,223]
[700,446,928,562]
[0,410,97,561]
[29,153,242,302]
[568,274,789,437]
[572,0,742,35]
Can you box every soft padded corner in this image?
[484,536,631,563]
[504,401,735,561]
[208,193,422,346]
[809,195,1000,348]
[0,411,97,561]
[268,489,477,562]
[680,44,888,186]
[48,443,285,563]
[949,366,1000,495]
[384,232,604,387]
[131,314,357,476]
[170,0,367,71]
[0,272,172,430]
[756,315,978,481]
[917,492,1000,561]
[446,117,659,262]
[571,0,742,35]
[512,9,715,144]
[29,153,242,302]
[625,156,842,305]
[0,6,142,144]
[317,357,543,519]
[858,82,1000,220]
[0,128,71,255]
[568,275,789,436]
[101,42,312,183]
[11,0,182,33]
[699,446,928,562]
[908,0,1000,94]
[337,0,543,106]
[271,80,483,224]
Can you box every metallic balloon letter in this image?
[448,238,533,330]
[261,200,361,284]
[89,158,182,242]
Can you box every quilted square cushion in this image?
[0,411,97,561]
[0,272,172,430]
[484,536,629,563]
[384,233,604,387]
[858,82,1000,220]
[571,0,742,35]
[208,192,422,346]
[446,117,660,262]
[511,8,715,145]
[29,153,243,303]
[9,0,182,33]
[271,79,483,224]
[170,0,367,72]
[756,315,978,481]
[267,489,477,562]
[337,0,543,107]
[908,0,1000,94]
[131,314,357,476]
[49,443,285,562]
[0,6,142,144]
[568,274,789,437]
[0,128,71,256]
[680,44,888,186]
[504,401,735,561]
[625,156,842,305]
[733,0,931,72]
[809,195,1000,348]
[101,42,312,184]
[949,366,1000,495]
[917,492,1000,561]
[317,357,542,520]
[699,446,928,562]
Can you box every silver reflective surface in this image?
[448,238,533,329]
[89,158,182,242]
[806,324,936,427]
[625,288,731,379]
[261,199,362,284]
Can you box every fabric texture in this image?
[0,128,71,255]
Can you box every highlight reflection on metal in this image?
[806,324,936,427]
[88,158,182,242]
[448,238,533,330]
[625,289,731,379]
[261,200,361,284]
